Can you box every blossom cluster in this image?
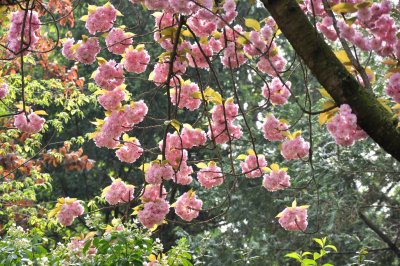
[240,153,268,179]
[104,179,134,205]
[281,136,310,161]
[326,104,367,146]
[14,111,45,134]
[8,10,41,55]
[262,114,288,141]
[174,191,203,222]
[208,101,242,144]
[262,78,291,106]
[262,165,291,192]
[278,204,308,231]
[196,162,224,189]
[57,199,84,226]
[59,0,319,233]
[0,83,8,99]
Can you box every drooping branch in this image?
[358,211,400,258]
[261,0,400,162]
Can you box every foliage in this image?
[0,0,399,265]
[285,237,337,266]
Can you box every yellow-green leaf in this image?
[331,3,357,13]
[195,162,208,169]
[245,18,261,32]
[236,154,247,160]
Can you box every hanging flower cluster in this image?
[103,179,134,205]
[49,198,84,226]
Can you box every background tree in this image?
[0,0,399,265]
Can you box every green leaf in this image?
[285,252,302,262]
[313,252,321,261]
[302,259,317,266]
[245,18,261,31]
[325,245,338,252]
[313,238,324,248]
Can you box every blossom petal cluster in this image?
[281,136,310,161]
[104,179,134,205]
[278,204,308,231]
[14,112,45,134]
[0,83,8,99]
[262,165,291,192]
[326,104,367,146]
[8,10,41,55]
[208,101,242,144]
[137,200,170,229]
[57,198,84,226]
[262,78,291,106]
[262,114,288,141]
[197,162,224,189]
[85,3,117,35]
[240,153,268,179]
[175,191,203,222]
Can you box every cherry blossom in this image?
[103,179,134,205]
[174,190,202,222]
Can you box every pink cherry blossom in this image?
[221,42,247,69]
[138,199,170,229]
[326,104,367,146]
[262,78,291,105]
[170,82,202,111]
[175,191,202,222]
[62,38,77,60]
[240,154,268,178]
[68,239,97,256]
[94,60,125,91]
[257,55,287,77]
[141,184,167,202]
[281,137,310,160]
[57,199,84,226]
[7,10,41,55]
[181,127,207,149]
[208,121,242,144]
[85,3,117,35]
[14,112,45,134]
[173,161,193,185]
[262,114,288,141]
[188,43,213,69]
[105,28,133,55]
[123,100,149,126]
[116,139,143,163]
[386,73,400,103]
[0,83,8,99]
[197,163,224,189]
[278,206,308,231]
[124,47,150,74]
[145,161,174,184]
[98,89,125,110]
[187,9,218,38]
[104,179,134,205]
[263,169,291,192]
[75,38,101,65]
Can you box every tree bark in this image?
[261,0,400,162]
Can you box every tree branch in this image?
[261,0,400,162]
[358,211,400,258]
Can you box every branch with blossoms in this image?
[1,0,400,262]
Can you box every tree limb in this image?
[358,211,400,258]
[261,0,400,162]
